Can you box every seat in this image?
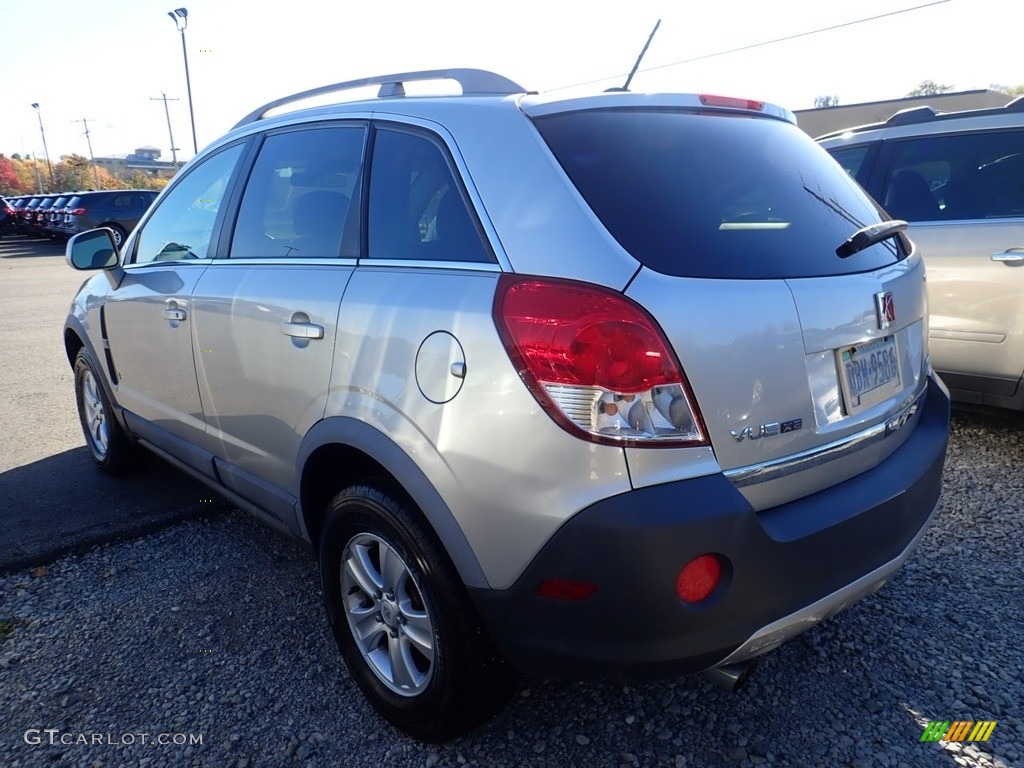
[885,170,938,222]
[940,177,982,220]
[291,190,350,257]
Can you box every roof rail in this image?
[1006,94,1024,113]
[233,68,526,129]
[885,105,938,126]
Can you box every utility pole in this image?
[30,103,55,188]
[31,152,43,193]
[73,118,102,189]
[151,92,181,169]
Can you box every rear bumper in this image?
[470,374,949,679]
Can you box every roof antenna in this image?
[608,19,661,92]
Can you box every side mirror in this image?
[66,228,120,271]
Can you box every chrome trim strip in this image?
[713,498,938,668]
[206,257,358,267]
[123,259,214,270]
[355,259,503,272]
[723,387,927,488]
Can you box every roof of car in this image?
[817,94,1024,142]
[227,68,796,135]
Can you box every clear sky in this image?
[2,0,1018,163]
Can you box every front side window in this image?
[884,130,1024,222]
[230,125,365,259]
[133,143,244,264]
[367,128,492,263]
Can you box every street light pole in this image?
[167,8,198,155]
[30,103,54,188]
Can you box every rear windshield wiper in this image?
[836,220,908,258]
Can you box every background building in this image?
[94,146,179,180]
[794,89,1013,138]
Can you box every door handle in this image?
[281,321,324,340]
[992,251,1024,264]
[163,307,187,321]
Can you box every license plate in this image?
[837,336,901,413]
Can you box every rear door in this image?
[190,123,365,522]
[874,129,1024,396]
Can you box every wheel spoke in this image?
[400,610,434,662]
[379,544,405,591]
[388,634,417,690]
[345,545,383,597]
[351,609,386,647]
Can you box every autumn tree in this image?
[0,155,26,195]
[990,83,1024,97]
[906,80,953,97]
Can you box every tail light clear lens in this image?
[493,275,707,447]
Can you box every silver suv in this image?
[64,69,949,741]
[818,97,1024,412]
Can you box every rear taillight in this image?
[69,208,86,216]
[493,274,706,447]
[699,94,765,110]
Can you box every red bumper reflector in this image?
[535,579,598,601]
[676,554,721,603]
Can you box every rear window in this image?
[535,109,904,279]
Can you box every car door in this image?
[103,142,246,472]
[877,129,1024,397]
[189,124,365,524]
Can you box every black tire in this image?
[320,484,514,742]
[73,349,146,474]
[105,223,127,248]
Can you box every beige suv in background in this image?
[819,98,1024,412]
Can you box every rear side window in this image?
[535,110,902,279]
[367,128,493,263]
[230,125,365,259]
[883,130,1024,222]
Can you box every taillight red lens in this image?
[70,208,86,216]
[494,275,706,447]
[676,554,722,603]
[497,277,678,394]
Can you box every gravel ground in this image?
[1,410,1021,768]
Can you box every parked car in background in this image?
[0,197,17,236]
[62,190,158,247]
[64,69,949,741]
[29,196,57,238]
[42,195,70,239]
[819,97,1024,412]
[18,196,43,234]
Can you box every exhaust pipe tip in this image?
[701,660,756,692]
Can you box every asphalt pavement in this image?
[0,234,217,573]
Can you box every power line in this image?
[550,0,954,92]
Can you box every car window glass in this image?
[828,146,871,182]
[134,144,243,264]
[536,110,901,279]
[884,130,1024,221]
[367,128,492,263]
[230,125,364,259]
